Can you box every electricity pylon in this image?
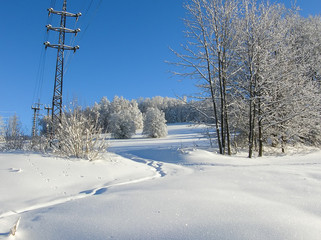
[44,0,81,134]
[44,106,52,118]
[31,102,42,137]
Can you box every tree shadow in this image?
[0,231,10,238]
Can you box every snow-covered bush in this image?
[143,108,167,138]
[53,107,107,160]
[29,135,49,153]
[109,111,136,139]
[108,96,143,130]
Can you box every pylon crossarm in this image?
[46,25,81,35]
[48,8,81,19]
[44,42,79,51]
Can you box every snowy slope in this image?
[0,123,321,239]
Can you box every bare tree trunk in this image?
[258,97,263,157]
[222,50,231,155]
[248,90,255,158]
[281,135,286,153]
[210,85,223,154]
[199,2,223,154]
[217,51,225,154]
[225,105,232,155]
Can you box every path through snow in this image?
[1,124,321,240]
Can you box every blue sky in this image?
[1,0,320,134]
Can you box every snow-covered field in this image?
[1,123,321,240]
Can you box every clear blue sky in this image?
[1,0,320,134]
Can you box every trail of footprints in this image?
[27,157,72,195]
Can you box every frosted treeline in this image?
[170,0,321,157]
[90,96,201,135]
[36,85,320,158]
[84,96,175,139]
[3,0,320,158]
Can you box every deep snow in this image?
[0,123,321,239]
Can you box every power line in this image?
[78,0,103,42]
[32,1,55,105]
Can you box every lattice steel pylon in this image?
[31,102,42,137]
[44,0,81,134]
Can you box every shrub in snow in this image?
[108,96,143,131]
[109,111,136,139]
[143,108,167,138]
[53,107,108,160]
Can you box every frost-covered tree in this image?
[38,116,51,136]
[4,114,24,150]
[0,116,5,142]
[143,108,167,138]
[109,111,136,139]
[97,97,111,133]
[264,11,321,151]
[235,1,321,155]
[171,0,321,156]
[108,96,143,131]
[234,0,290,156]
[171,0,242,155]
[129,100,143,129]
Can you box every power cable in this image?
[32,0,54,106]
[79,0,103,42]
[64,0,102,75]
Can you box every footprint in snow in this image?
[9,168,22,173]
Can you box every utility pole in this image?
[44,0,81,135]
[44,106,52,118]
[44,105,53,139]
[31,102,42,137]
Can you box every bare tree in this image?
[236,0,291,157]
[4,114,24,150]
[171,0,240,155]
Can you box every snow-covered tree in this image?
[0,116,5,142]
[97,97,111,133]
[171,0,242,155]
[234,1,321,155]
[129,100,143,129]
[108,96,143,131]
[171,0,321,156]
[109,111,136,139]
[143,108,167,138]
[4,114,24,150]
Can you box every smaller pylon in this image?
[44,106,52,118]
[31,102,42,137]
